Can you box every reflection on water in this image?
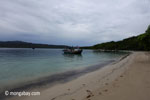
[63,53,82,58]
[63,54,83,62]
[0,48,126,93]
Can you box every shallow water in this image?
[0,48,126,92]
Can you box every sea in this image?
[0,48,127,93]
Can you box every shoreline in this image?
[0,53,128,100]
[1,61,113,99]
[90,52,150,100]
[3,52,132,100]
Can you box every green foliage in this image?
[145,25,150,33]
[92,25,150,51]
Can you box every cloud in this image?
[0,0,150,46]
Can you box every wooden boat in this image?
[63,48,82,54]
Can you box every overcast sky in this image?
[0,0,150,46]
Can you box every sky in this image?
[0,0,150,46]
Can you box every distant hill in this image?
[0,41,69,49]
[83,25,150,51]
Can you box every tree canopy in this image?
[91,25,150,51]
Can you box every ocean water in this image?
[0,48,126,92]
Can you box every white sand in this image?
[7,52,150,100]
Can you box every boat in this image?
[32,47,35,50]
[63,48,83,54]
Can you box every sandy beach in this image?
[6,52,150,100]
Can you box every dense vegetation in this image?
[91,25,150,51]
[0,25,150,51]
[0,41,68,49]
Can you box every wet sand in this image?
[6,52,150,100]
[0,60,114,99]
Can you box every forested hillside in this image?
[0,41,68,49]
[92,25,150,51]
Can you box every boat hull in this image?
[63,49,82,54]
